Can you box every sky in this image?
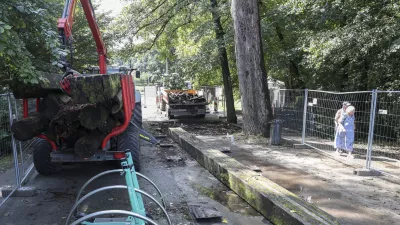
[94,0,126,17]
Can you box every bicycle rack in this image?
[65,151,171,225]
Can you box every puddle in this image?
[193,184,260,216]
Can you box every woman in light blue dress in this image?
[334,106,355,158]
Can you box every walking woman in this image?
[334,106,356,158]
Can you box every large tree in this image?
[114,0,238,122]
[210,0,237,123]
[231,0,273,137]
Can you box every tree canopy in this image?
[0,0,63,84]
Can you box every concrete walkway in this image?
[195,135,400,225]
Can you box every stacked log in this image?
[10,74,128,158]
[168,92,206,104]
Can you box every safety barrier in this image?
[275,89,400,178]
[0,94,36,208]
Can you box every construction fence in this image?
[273,89,400,178]
[0,94,36,208]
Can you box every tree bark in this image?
[210,0,237,123]
[79,104,110,130]
[11,114,50,141]
[74,130,105,158]
[275,26,303,89]
[231,0,274,137]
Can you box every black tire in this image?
[32,138,62,176]
[161,99,166,111]
[133,102,142,128]
[117,123,141,171]
[195,114,206,118]
[166,105,174,120]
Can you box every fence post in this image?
[8,94,21,188]
[144,86,147,108]
[13,97,25,176]
[366,89,377,169]
[302,89,308,144]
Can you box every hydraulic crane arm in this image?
[57,0,107,74]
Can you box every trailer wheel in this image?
[166,105,174,120]
[133,102,142,128]
[117,123,141,171]
[33,138,62,176]
[161,99,166,111]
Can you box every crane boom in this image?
[57,0,107,74]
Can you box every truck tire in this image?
[166,105,174,120]
[117,123,141,171]
[33,138,62,176]
[161,99,166,111]
[133,102,142,128]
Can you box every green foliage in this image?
[71,3,115,72]
[0,0,64,84]
[114,0,236,90]
[260,0,400,91]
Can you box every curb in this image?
[169,127,340,225]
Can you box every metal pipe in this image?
[301,89,308,144]
[308,90,372,94]
[12,96,24,176]
[75,169,166,208]
[67,186,170,225]
[66,185,128,225]
[69,210,158,225]
[136,172,166,208]
[366,89,377,169]
[134,188,172,225]
[8,94,21,187]
[75,169,124,202]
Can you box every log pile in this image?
[10,74,127,158]
[168,92,206,104]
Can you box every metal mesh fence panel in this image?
[304,91,372,165]
[13,97,37,179]
[0,94,18,207]
[274,89,305,138]
[370,91,400,177]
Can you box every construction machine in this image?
[9,1,171,224]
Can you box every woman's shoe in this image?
[347,152,354,159]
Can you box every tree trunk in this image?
[79,104,110,130]
[11,114,50,141]
[210,0,237,123]
[275,26,303,89]
[231,0,273,137]
[74,130,105,158]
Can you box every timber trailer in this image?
[14,0,170,224]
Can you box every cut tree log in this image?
[11,114,50,141]
[65,127,88,148]
[111,90,123,114]
[9,73,64,99]
[67,74,121,104]
[79,104,110,130]
[97,116,117,133]
[74,130,105,158]
[112,109,125,123]
[51,104,88,138]
[38,93,71,120]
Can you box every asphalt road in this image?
[0,127,269,225]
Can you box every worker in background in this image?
[334,101,351,154]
